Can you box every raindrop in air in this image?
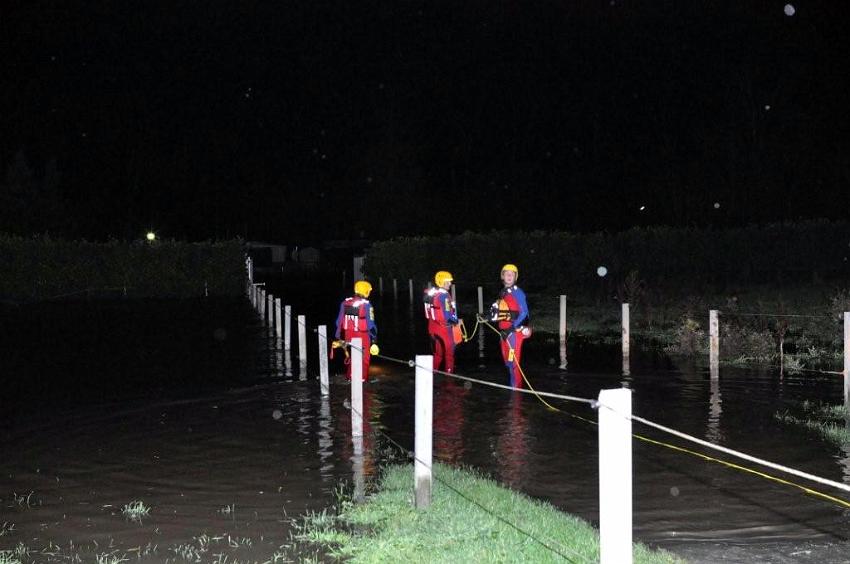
[597,266,608,277]
[784,4,795,16]
[713,202,720,209]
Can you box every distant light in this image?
[146,231,156,241]
[639,205,646,211]
[597,266,608,277]
[784,4,795,16]
[714,202,721,209]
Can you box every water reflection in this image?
[274,340,284,378]
[478,329,486,368]
[336,387,378,503]
[496,391,529,486]
[318,396,334,478]
[707,376,723,444]
[284,349,293,379]
[434,379,469,463]
[559,341,567,370]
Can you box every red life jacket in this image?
[424,287,454,323]
[342,296,370,332]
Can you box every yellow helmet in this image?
[501,264,519,278]
[354,280,372,297]
[434,270,453,286]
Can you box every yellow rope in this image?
[476,318,850,510]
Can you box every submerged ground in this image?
[1,288,849,563]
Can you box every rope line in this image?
[625,412,850,495]
[246,290,850,511]
[372,343,850,508]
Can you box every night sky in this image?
[3,2,849,243]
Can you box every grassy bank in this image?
[523,282,847,371]
[296,463,684,563]
[775,401,850,446]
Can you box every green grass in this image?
[121,500,150,522]
[775,401,850,446]
[297,463,685,563]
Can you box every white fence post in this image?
[393,278,398,301]
[267,294,273,327]
[379,276,384,295]
[451,283,456,304]
[710,309,720,378]
[351,338,364,439]
[318,325,329,396]
[257,287,264,317]
[844,312,849,407]
[622,303,630,376]
[275,298,282,338]
[559,295,568,369]
[477,286,484,315]
[415,354,434,509]
[408,278,414,302]
[598,387,633,564]
[298,314,307,371]
[284,305,292,351]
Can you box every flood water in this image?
[2,286,850,563]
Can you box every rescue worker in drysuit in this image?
[334,280,378,382]
[487,264,530,388]
[424,270,460,372]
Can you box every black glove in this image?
[499,328,513,339]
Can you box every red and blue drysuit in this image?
[490,285,530,388]
[334,295,377,382]
[424,287,458,372]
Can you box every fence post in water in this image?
[393,278,398,301]
[844,312,849,407]
[598,387,633,564]
[415,354,434,509]
[559,295,568,369]
[318,325,329,396]
[298,315,307,369]
[259,288,266,319]
[408,279,414,302]
[275,299,282,338]
[451,283,456,303]
[351,338,364,439]
[710,310,720,378]
[621,303,630,376]
[267,294,274,327]
[379,276,384,295]
[284,305,292,351]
